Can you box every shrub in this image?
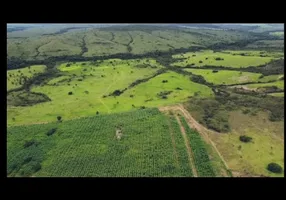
[162,80,168,83]
[267,163,282,173]
[140,106,146,109]
[66,63,71,67]
[111,90,123,96]
[259,75,264,79]
[192,55,196,57]
[78,79,83,81]
[57,116,62,121]
[130,95,134,98]
[212,70,219,73]
[68,92,73,95]
[96,111,99,115]
[199,60,203,63]
[84,91,89,94]
[175,87,182,90]
[215,57,224,61]
[239,135,252,143]
[47,128,57,136]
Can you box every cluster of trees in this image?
[157,91,172,99]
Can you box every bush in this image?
[130,95,134,98]
[162,80,168,83]
[267,163,282,173]
[57,116,62,121]
[78,79,83,81]
[239,135,252,143]
[140,106,146,109]
[212,70,219,73]
[84,91,89,94]
[68,92,73,95]
[66,63,71,67]
[199,60,203,63]
[175,87,182,90]
[47,128,57,136]
[96,111,99,115]
[215,57,224,61]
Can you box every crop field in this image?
[7,108,221,177]
[184,69,265,85]
[171,50,276,68]
[7,65,47,91]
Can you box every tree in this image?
[57,116,62,122]
[267,163,282,173]
[239,135,252,143]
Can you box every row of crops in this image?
[8,108,186,177]
[179,116,215,177]
[168,115,194,177]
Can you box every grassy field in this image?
[7,108,222,177]
[7,65,47,91]
[184,69,265,85]
[243,80,284,90]
[246,40,284,49]
[208,110,284,177]
[269,32,284,37]
[171,50,276,68]
[268,92,284,97]
[7,60,214,126]
[7,26,260,62]
[221,50,284,58]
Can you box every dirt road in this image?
[159,104,231,174]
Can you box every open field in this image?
[208,110,284,177]
[184,69,265,85]
[7,65,47,91]
[171,50,276,68]
[242,80,284,90]
[268,92,284,97]
[7,108,223,177]
[246,40,284,49]
[269,31,284,37]
[7,26,262,63]
[7,59,214,126]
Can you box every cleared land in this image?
[171,50,276,68]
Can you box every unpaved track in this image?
[175,115,198,177]
[159,104,231,173]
